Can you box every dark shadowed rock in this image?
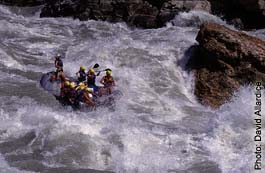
[187,22,265,108]
[209,0,265,29]
[40,0,82,18]
[127,1,159,28]
[0,0,44,6]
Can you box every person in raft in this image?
[50,54,66,82]
[76,66,87,83]
[99,69,115,96]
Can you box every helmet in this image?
[78,82,85,86]
[84,87,93,93]
[80,66,86,71]
[89,68,95,73]
[64,81,70,87]
[76,85,85,90]
[70,82,76,89]
[106,70,112,75]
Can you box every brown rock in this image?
[188,22,265,108]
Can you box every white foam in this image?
[171,10,228,28]
[203,86,265,172]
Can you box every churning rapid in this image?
[0,5,264,173]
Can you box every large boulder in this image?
[187,22,265,108]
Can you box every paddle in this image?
[89,63,100,76]
[96,68,111,73]
[95,69,110,76]
[93,63,99,69]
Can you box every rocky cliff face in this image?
[188,22,265,108]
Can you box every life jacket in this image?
[58,59,63,67]
[103,76,114,87]
[75,89,85,102]
[87,73,96,86]
[78,70,86,82]
[69,88,76,99]
[89,84,99,92]
[55,59,63,70]
[61,87,70,98]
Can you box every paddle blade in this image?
[93,63,99,68]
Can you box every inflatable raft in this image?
[40,71,123,111]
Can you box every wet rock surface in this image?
[188,22,265,108]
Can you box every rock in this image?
[0,0,44,6]
[40,0,159,28]
[158,0,211,26]
[209,0,265,29]
[229,18,244,29]
[39,0,211,28]
[238,0,265,13]
[187,22,265,108]
[127,1,159,28]
[40,0,82,18]
[167,0,211,12]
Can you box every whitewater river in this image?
[0,5,264,173]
